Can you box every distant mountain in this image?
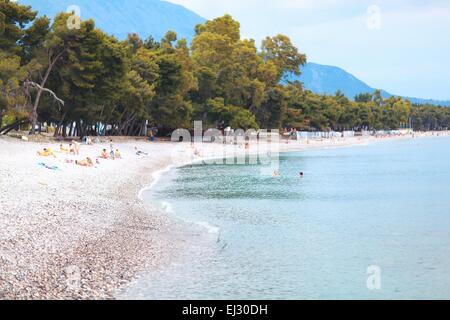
[293,63,450,106]
[18,0,205,42]
[19,0,449,106]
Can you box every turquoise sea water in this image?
[121,137,450,299]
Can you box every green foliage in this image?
[257,87,287,129]
[0,4,448,136]
[281,85,450,132]
[261,34,307,81]
[195,14,240,43]
[0,52,27,124]
[0,0,37,53]
[205,98,258,130]
[190,15,302,129]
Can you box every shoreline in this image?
[1,131,449,299]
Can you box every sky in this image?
[167,0,450,100]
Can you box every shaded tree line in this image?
[1,1,449,137]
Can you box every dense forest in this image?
[0,0,449,138]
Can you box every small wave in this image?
[161,201,175,214]
[195,221,220,234]
[138,164,175,200]
[160,200,220,235]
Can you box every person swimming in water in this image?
[299,171,304,177]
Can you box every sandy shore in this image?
[0,137,188,299]
[0,131,448,299]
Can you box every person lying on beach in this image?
[114,149,122,159]
[75,157,93,167]
[134,146,148,156]
[37,148,56,157]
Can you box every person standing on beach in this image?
[69,141,80,155]
[109,139,115,158]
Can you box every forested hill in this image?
[294,63,450,107]
[18,0,205,41]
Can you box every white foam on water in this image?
[161,200,220,235]
[195,221,220,234]
[138,159,222,237]
[161,201,175,214]
[137,164,175,200]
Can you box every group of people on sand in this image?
[37,141,80,157]
[60,141,80,155]
[98,139,122,160]
[36,139,126,168]
[65,157,95,167]
[100,148,121,160]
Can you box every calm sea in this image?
[119,137,450,299]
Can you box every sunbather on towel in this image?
[75,157,93,167]
[37,148,56,157]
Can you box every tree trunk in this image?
[31,50,65,134]
[69,122,74,137]
[76,121,82,138]
[0,119,28,135]
[54,110,68,137]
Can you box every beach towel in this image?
[37,162,60,171]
